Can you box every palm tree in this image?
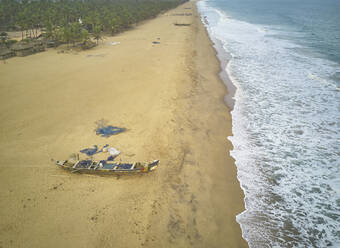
[0,0,188,50]
[92,24,102,45]
[81,29,89,44]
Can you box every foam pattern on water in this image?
[198,1,340,247]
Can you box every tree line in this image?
[0,0,187,46]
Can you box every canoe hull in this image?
[55,159,159,175]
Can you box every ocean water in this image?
[197,0,340,247]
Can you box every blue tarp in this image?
[95,125,125,138]
[117,163,133,169]
[80,145,98,156]
[100,160,133,170]
[107,155,115,161]
[78,160,93,168]
[80,144,109,156]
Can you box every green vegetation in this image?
[0,0,187,47]
[0,31,17,47]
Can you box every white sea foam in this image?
[198,1,340,247]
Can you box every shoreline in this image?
[178,2,248,246]
[195,0,248,244]
[215,39,237,111]
[209,36,237,111]
[0,1,247,247]
[196,1,249,240]
[196,3,237,111]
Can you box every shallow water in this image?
[197,0,340,247]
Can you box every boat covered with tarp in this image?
[55,159,159,174]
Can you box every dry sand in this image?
[0,1,247,247]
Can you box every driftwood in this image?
[174,23,191,26]
[172,13,192,16]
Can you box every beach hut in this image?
[10,42,35,57]
[0,47,15,60]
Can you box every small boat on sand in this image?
[55,159,159,174]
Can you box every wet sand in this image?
[0,1,247,247]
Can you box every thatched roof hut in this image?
[11,42,34,51]
[0,47,15,60]
[10,40,45,56]
[11,42,34,57]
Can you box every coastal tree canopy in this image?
[0,0,187,45]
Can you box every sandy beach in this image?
[0,1,247,247]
